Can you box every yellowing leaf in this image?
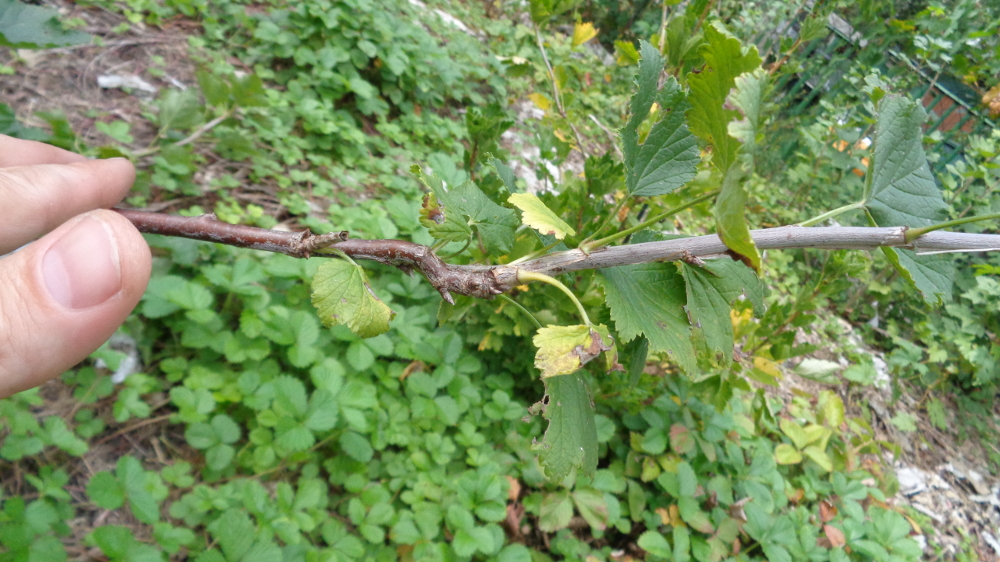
[533,324,614,378]
[508,193,576,240]
[803,445,834,472]
[774,443,802,465]
[311,259,395,338]
[528,92,551,111]
[753,356,781,378]
[572,22,598,47]
[614,40,640,65]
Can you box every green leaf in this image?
[802,445,833,471]
[508,193,576,239]
[621,42,699,197]
[682,267,732,357]
[231,74,268,107]
[532,324,614,378]
[414,166,518,255]
[713,69,768,273]
[889,412,918,432]
[927,397,947,430]
[864,96,947,229]
[686,24,762,174]
[774,443,803,465]
[209,509,255,562]
[673,526,691,562]
[880,246,954,306]
[779,419,810,449]
[637,531,672,558]
[305,389,338,431]
[536,373,598,481]
[43,416,87,455]
[726,68,768,154]
[275,426,314,452]
[486,156,518,193]
[862,95,952,304]
[86,472,125,510]
[158,88,203,131]
[312,259,395,338]
[206,444,235,471]
[714,163,760,271]
[339,431,374,463]
[0,0,91,48]
[528,0,579,26]
[538,492,574,532]
[600,264,696,373]
[211,414,241,444]
[572,489,609,530]
[117,456,160,524]
[196,70,230,107]
[91,526,133,560]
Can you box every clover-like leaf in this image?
[312,259,395,338]
[532,324,614,378]
[508,193,576,240]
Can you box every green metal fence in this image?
[750,11,997,174]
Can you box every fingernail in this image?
[42,216,122,309]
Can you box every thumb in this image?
[0,209,151,397]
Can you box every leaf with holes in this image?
[534,373,598,481]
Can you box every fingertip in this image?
[90,208,152,300]
[67,157,137,196]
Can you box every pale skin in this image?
[0,135,151,397]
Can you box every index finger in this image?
[0,134,88,167]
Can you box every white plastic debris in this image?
[97,74,158,95]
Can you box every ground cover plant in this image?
[1,0,999,560]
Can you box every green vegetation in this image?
[1,0,999,560]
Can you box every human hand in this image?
[0,135,151,397]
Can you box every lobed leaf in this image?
[622,42,699,197]
[599,263,696,373]
[682,258,766,357]
[413,166,518,255]
[311,259,395,339]
[861,95,953,304]
[686,24,762,174]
